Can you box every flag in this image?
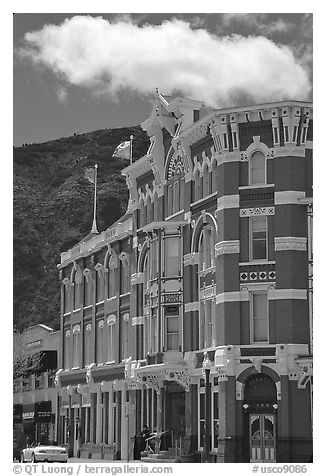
[113,141,131,160]
[84,167,96,184]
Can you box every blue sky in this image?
[13,11,312,146]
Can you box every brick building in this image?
[56,93,313,462]
[13,324,60,458]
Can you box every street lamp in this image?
[202,351,212,463]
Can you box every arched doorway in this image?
[244,373,277,463]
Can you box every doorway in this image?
[249,414,276,462]
[165,387,185,442]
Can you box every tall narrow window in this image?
[84,323,92,366]
[83,270,92,307]
[250,151,266,185]
[203,164,210,196]
[121,313,130,360]
[96,266,104,303]
[96,320,104,364]
[164,236,179,276]
[108,266,115,298]
[73,269,83,310]
[64,330,70,370]
[150,308,158,354]
[194,169,202,201]
[120,254,130,295]
[106,315,116,362]
[251,293,268,343]
[199,226,214,271]
[173,180,180,214]
[167,184,173,216]
[250,217,267,261]
[63,279,70,314]
[72,325,81,368]
[212,159,218,193]
[165,306,179,351]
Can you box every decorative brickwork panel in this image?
[240,264,275,283]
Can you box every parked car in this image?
[21,443,68,463]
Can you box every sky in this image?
[13,11,313,146]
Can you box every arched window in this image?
[198,223,217,348]
[153,192,159,221]
[250,150,266,185]
[198,226,214,271]
[72,325,81,368]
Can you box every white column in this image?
[108,385,114,444]
[96,389,102,443]
[121,383,129,460]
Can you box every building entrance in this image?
[249,414,276,462]
[244,373,277,463]
[165,386,185,443]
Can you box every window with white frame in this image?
[64,329,70,369]
[249,150,266,185]
[72,325,81,368]
[119,253,130,295]
[63,279,70,314]
[106,315,116,362]
[165,305,179,351]
[108,265,115,298]
[73,269,83,310]
[149,307,158,354]
[164,235,180,276]
[95,264,105,303]
[83,269,92,307]
[121,313,130,360]
[198,225,214,271]
[250,217,267,261]
[84,323,92,366]
[199,299,215,349]
[250,292,269,343]
[194,169,202,201]
[202,164,211,197]
[96,320,104,364]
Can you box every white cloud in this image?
[18,16,311,108]
[56,85,68,103]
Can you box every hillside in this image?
[13,126,149,331]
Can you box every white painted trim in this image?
[132,316,145,326]
[268,289,307,300]
[240,207,274,217]
[275,190,306,205]
[239,184,275,190]
[184,302,200,312]
[273,146,306,157]
[216,194,239,211]
[215,240,240,256]
[274,236,307,251]
[216,292,246,304]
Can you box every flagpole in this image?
[91,163,98,234]
[130,135,133,165]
